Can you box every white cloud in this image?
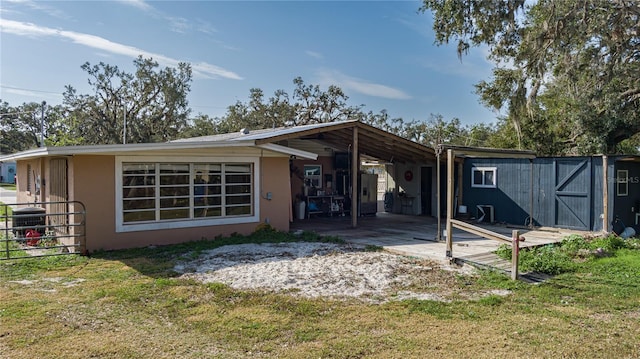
[0,19,243,80]
[167,16,190,34]
[0,85,62,100]
[396,16,434,41]
[4,0,71,19]
[116,0,217,36]
[115,0,154,12]
[305,50,323,59]
[316,69,411,100]
[195,19,217,35]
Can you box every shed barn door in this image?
[554,158,591,230]
[49,158,69,234]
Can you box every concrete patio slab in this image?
[290,212,590,263]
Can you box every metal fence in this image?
[1,201,86,260]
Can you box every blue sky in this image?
[1,0,500,126]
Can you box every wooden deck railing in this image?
[450,219,524,280]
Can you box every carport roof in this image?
[176,120,438,164]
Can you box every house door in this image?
[554,158,591,230]
[421,167,432,216]
[49,158,69,233]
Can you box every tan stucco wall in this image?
[259,156,292,229]
[15,158,44,204]
[70,155,116,250]
[69,154,290,251]
[14,153,292,251]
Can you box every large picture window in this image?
[471,167,497,188]
[116,157,258,232]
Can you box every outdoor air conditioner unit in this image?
[476,205,494,223]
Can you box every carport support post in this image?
[603,155,609,233]
[351,126,359,228]
[436,145,441,242]
[445,149,454,258]
[511,230,520,280]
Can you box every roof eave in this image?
[0,140,258,161]
[257,143,318,160]
[443,145,536,159]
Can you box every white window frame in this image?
[115,156,260,233]
[617,169,629,197]
[471,167,497,188]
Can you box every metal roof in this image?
[2,120,538,165]
[0,139,318,161]
[171,121,358,143]
[254,120,437,164]
[442,145,536,159]
[172,120,438,164]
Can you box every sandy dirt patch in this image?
[175,242,506,303]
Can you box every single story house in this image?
[1,120,450,252]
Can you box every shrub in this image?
[589,235,627,253]
[495,244,511,258]
[495,233,638,276]
[559,234,589,255]
[519,245,576,275]
[254,222,276,233]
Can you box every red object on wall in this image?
[404,170,413,182]
[25,229,41,246]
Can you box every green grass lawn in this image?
[0,201,12,217]
[1,229,639,358]
[0,183,16,190]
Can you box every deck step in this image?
[456,252,511,273]
[456,252,552,283]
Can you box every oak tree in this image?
[421,0,640,154]
[63,56,192,145]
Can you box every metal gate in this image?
[554,158,591,230]
[1,201,86,260]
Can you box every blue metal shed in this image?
[461,155,637,232]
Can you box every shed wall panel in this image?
[464,156,615,231]
[613,160,640,228]
[463,158,532,226]
[532,158,554,227]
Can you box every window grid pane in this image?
[473,171,483,185]
[484,171,494,186]
[122,162,253,224]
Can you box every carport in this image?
[239,120,441,227]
